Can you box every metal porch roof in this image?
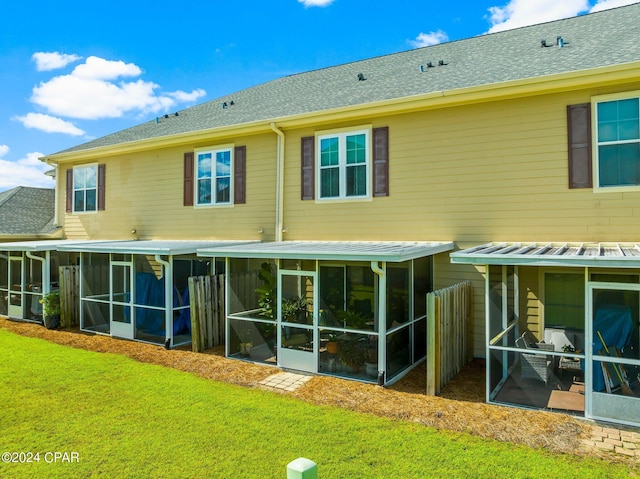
[197,240,454,262]
[450,242,640,268]
[0,239,110,252]
[55,239,259,256]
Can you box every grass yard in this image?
[0,329,635,479]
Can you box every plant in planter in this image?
[256,262,277,320]
[364,344,378,378]
[40,291,60,329]
[281,297,308,323]
[325,332,340,355]
[338,336,365,373]
[336,309,369,330]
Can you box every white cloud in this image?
[0,152,53,190]
[13,113,85,136]
[486,0,590,33]
[0,144,8,157]
[485,0,639,33]
[71,56,142,80]
[590,0,640,13]
[29,55,207,122]
[167,89,207,103]
[32,52,82,71]
[409,30,449,48]
[298,0,334,7]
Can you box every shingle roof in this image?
[53,3,640,156]
[0,187,57,236]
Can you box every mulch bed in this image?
[1,317,630,464]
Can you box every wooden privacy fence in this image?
[59,265,80,328]
[189,274,225,353]
[426,281,473,396]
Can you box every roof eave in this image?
[43,61,640,164]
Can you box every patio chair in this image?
[516,332,554,385]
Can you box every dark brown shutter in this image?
[567,103,592,189]
[372,126,389,197]
[66,169,73,212]
[183,152,194,206]
[97,164,106,211]
[301,136,315,200]
[234,145,246,204]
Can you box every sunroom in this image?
[0,240,81,322]
[451,242,640,428]
[56,240,250,348]
[197,240,453,385]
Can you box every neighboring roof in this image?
[55,239,259,256]
[197,240,454,262]
[450,242,640,268]
[0,187,57,237]
[48,3,640,158]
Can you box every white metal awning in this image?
[197,240,454,262]
[55,239,259,256]
[451,242,640,268]
[0,239,111,252]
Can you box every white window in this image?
[317,130,370,199]
[595,94,640,189]
[73,165,97,212]
[196,147,232,205]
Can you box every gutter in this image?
[270,123,285,242]
[26,251,49,294]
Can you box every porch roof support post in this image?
[155,254,173,348]
[484,264,490,404]
[371,261,386,384]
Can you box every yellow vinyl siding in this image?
[61,133,277,241]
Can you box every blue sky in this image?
[0,0,637,192]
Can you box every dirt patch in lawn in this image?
[0,317,630,465]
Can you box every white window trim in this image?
[72,163,98,214]
[315,127,371,202]
[194,145,234,207]
[592,90,640,193]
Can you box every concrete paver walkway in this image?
[259,371,312,392]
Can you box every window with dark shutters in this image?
[66,169,73,212]
[183,152,194,206]
[97,164,106,211]
[234,145,246,204]
[372,126,389,197]
[567,103,592,189]
[301,136,315,200]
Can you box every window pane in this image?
[197,153,212,179]
[320,168,339,198]
[74,191,85,211]
[216,177,230,203]
[216,150,231,177]
[73,168,85,189]
[598,99,640,142]
[198,178,211,204]
[85,166,97,188]
[320,138,339,167]
[85,189,97,211]
[346,164,366,196]
[346,134,366,164]
[599,144,640,187]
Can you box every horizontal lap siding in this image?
[62,134,277,241]
[283,85,640,244]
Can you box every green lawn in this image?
[0,329,635,479]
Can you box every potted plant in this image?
[364,344,378,378]
[338,335,365,373]
[40,290,60,329]
[325,332,340,355]
[281,297,308,323]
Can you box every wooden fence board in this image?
[426,281,472,395]
[59,265,80,328]
[189,274,225,353]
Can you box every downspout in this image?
[155,254,173,349]
[270,122,285,242]
[26,251,49,294]
[371,261,386,385]
[41,158,60,227]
